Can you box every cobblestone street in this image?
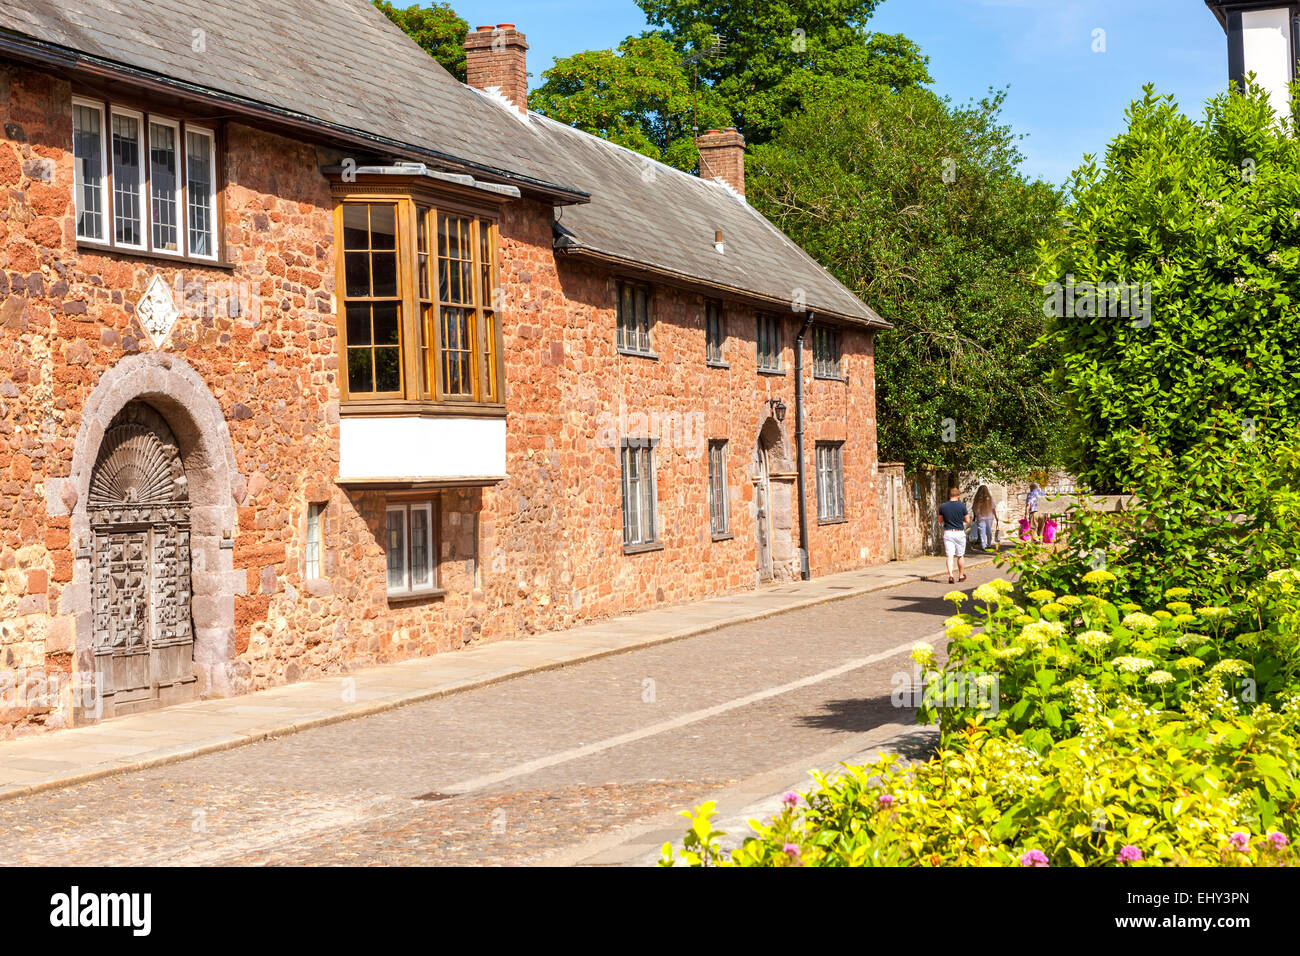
[0,565,1001,866]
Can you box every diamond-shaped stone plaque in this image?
[136,274,180,348]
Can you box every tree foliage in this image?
[529,34,732,171]
[373,1,469,81]
[532,0,929,172]
[749,85,1065,473]
[1040,84,1300,492]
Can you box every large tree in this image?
[532,0,929,172]
[750,85,1066,474]
[1040,84,1300,491]
[373,1,469,81]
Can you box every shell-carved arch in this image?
[63,353,244,710]
[90,404,189,510]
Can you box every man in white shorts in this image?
[936,486,971,584]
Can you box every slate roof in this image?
[0,0,588,199]
[524,107,884,326]
[0,0,883,326]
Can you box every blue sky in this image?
[451,0,1232,186]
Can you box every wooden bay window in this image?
[334,184,503,409]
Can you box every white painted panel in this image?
[339,416,507,481]
[1243,8,1293,118]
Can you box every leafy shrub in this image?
[1005,435,1300,610]
[662,707,1300,867]
[925,571,1300,750]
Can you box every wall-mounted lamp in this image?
[767,398,787,422]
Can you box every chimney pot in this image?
[476,24,493,32]
[497,23,515,30]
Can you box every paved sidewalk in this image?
[0,551,1000,802]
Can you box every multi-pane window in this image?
[617,281,653,354]
[342,203,403,398]
[708,440,730,537]
[305,502,324,580]
[71,97,218,259]
[621,441,658,548]
[813,326,843,379]
[111,111,143,248]
[338,194,501,405]
[72,103,105,242]
[386,500,436,597]
[757,314,783,372]
[816,442,846,521]
[706,300,726,364]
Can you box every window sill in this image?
[757,367,786,376]
[818,516,849,526]
[814,373,847,383]
[623,541,665,555]
[711,532,735,542]
[77,241,234,271]
[706,360,731,369]
[341,400,507,419]
[387,587,447,604]
[617,347,659,361]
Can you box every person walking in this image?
[1025,482,1046,541]
[973,487,997,553]
[937,485,971,584]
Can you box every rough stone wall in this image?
[0,59,890,736]
[0,64,344,733]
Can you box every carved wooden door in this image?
[89,403,196,717]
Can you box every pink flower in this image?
[1229,832,1251,852]
[782,792,799,809]
[1019,849,1049,867]
[783,843,801,859]
[1117,845,1142,864]
[1268,831,1289,850]
[878,794,896,808]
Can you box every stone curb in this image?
[0,554,998,803]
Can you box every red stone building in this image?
[0,0,890,735]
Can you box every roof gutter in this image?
[0,28,591,206]
[554,242,890,330]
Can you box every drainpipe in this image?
[794,311,816,581]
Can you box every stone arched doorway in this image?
[88,402,196,716]
[754,416,796,583]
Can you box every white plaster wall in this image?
[338,416,507,481]
[1243,8,1294,119]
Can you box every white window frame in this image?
[185,124,219,261]
[70,97,221,261]
[147,115,184,256]
[305,502,324,580]
[386,501,437,597]
[72,97,108,243]
[109,106,147,251]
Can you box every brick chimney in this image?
[464,23,530,113]
[696,127,745,197]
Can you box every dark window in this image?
[617,281,653,354]
[757,314,782,372]
[706,300,726,364]
[708,440,730,536]
[342,202,404,398]
[621,441,657,546]
[813,326,842,379]
[816,442,846,521]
